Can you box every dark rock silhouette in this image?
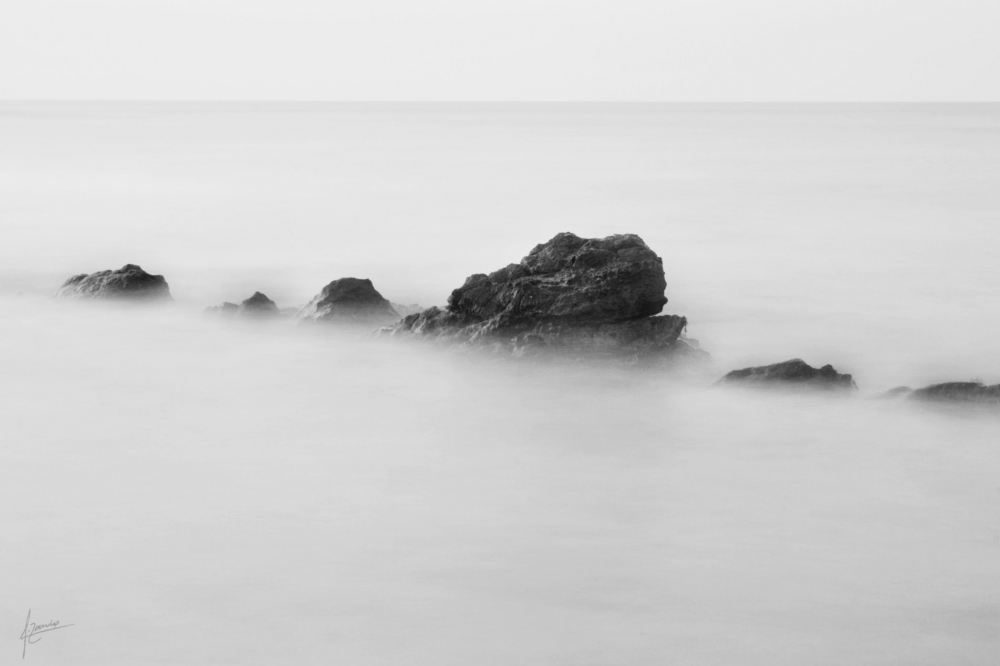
[56,264,171,301]
[717,359,857,391]
[380,232,701,361]
[908,381,1000,405]
[297,278,401,326]
[447,232,668,324]
[238,292,280,318]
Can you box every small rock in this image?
[204,302,239,317]
[56,264,171,301]
[238,292,280,319]
[297,278,401,327]
[877,386,913,399]
[717,359,857,392]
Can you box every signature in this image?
[20,609,73,659]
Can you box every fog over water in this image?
[1,103,998,664]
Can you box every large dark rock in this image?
[56,264,171,301]
[908,381,1000,405]
[447,232,667,324]
[297,278,401,326]
[379,232,701,362]
[717,359,857,391]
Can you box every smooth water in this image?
[1,103,998,664]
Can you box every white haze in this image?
[1,103,999,664]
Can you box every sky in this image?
[1,0,999,101]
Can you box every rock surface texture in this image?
[380,232,700,361]
[448,232,668,323]
[717,359,857,391]
[56,264,172,301]
[297,278,401,326]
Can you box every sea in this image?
[1,102,998,664]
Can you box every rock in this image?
[447,232,668,324]
[238,292,280,318]
[204,292,281,319]
[717,359,857,391]
[391,302,426,318]
[379,232,701,362]
[877,386,913,399]
[381,307,478,341]
[908,381,1000,405]
[56,264,171,301]
[204,302,238,317]
[384,306,691,357]
[680,333,701,349]
[297,278,401,327]
[204,292,280,319]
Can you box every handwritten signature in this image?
[20,609,73,659]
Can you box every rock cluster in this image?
[380,232,700,361]
[47,246,998,406]
[56,264,171,301]
[717,359,857,392]
[297,278,401,327]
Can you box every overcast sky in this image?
[1,0,998,101]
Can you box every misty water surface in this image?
[1,103,999,664]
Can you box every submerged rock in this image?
[56,264,171,301]
[297,278,401,326]
[877,386,914,399]
[204,302,239,317]
[908,381,1000,405]
[717,359,857,391]
[204,292,280,319]
[380,232,702,362]
[238,291,280,318]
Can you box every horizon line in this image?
[2,99,998,105]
